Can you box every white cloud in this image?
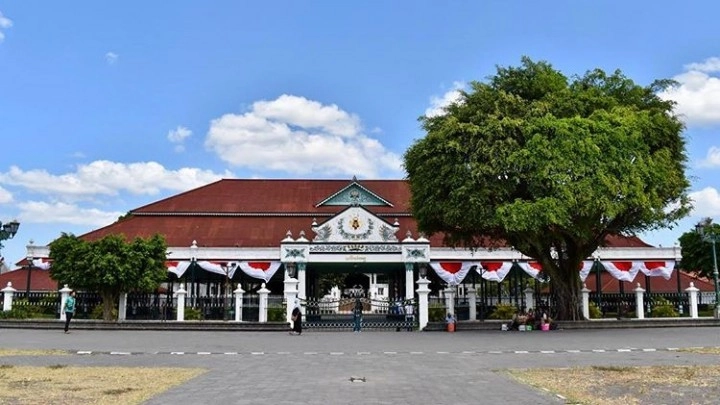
[0,11,13,43]
[659,57,720,125]
[425,81,466,118]
[699,146,720,168]
[690,187,720,217]
[0,185,12,204]
[105,51,118,65]
[0,161,233,200]
[168,126,192,153]
[205,94,403,178]
[18,201,123,227]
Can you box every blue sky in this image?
[1,1,719,266]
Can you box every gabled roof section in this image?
[311,205,400,242]
[315,177,393,207]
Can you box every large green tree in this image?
[49,233,168,320]
[679,218,720,279]
[404,57,691,320]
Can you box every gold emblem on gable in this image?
[350,216,361,230]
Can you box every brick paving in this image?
[1,327,719,404]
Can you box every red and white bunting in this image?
[31,258,52,270]
[578,260,595,282]
[600,261,641,282]
[518,261,546,280]
[237,261,282,282]
[476,261,514,282]
[638,261,675,280]
[166,261,191,278]
[429,262,477,285]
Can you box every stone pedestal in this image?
[467,288,477,321]
[686,282,699,319]
[581,283,591,320]
[1,282,16,312]
[284,278,299,324]
[258,283,270,323]
[174,288,187,321]
[444,286,455,317]
[416,278,431,330]
[118,293,127,321]
[634,283,645,319]
[234,285,245,322]
[59,285,73,321]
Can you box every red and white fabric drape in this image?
[476,261,514,282]
[166,260,282,282]
[429,262,478,285]
[517,262,548,281]
[600,261,641,282]
[637,261,675,280]
[31,258,52,270]
[578,261,595,282]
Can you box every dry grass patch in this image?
[0,348,68,356]
[508,365,720,404]
[0,365,206,404]
[678,346,720,355]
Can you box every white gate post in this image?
[634,283,645,319]
[59,284,72,321]
[467,287,477,321]
[297,263,306,304]
[524,285,535,310]
[405,263,414,301]
[416,278,431,330]
[258,283,270,323]
[118,293,127,321]
[581,283,591,320]
[234,285,245,322]
[284,277,299,324]
[444,286,455,317]
[2,282,16,312]
[174,287,186,321]
[686,282,699,319]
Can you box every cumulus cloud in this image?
[425,81,466,118]
[105,51,118,65]
[699,146,720,168]
[167,126,192,152]
[0,11,12,43]
[0,185,12,204]
[205,94,403,178]
[0,161,233,200]
[659,57,720,125]
[690,187,720,217]
[18,201,124,227]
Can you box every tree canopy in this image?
[49,233,168,320]
[679,218,720,279]
[403,57,691,319]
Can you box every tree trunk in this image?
[549,265,583,321]
[100,290,117,321]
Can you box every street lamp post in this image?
[190,240,198,308]
[0,219,20,255]
[695,223,720,319]
[26,240,36,297]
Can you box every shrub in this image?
[489,303,517,320]
[588,302,602,319]
[268,305,286,322]
[0,299,44,319]
[651,297,679,318]
[90,305,118,320]
[184,307,202,320]
[429,302,446,322]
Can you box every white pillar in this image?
[524,285,535,310]
[634,283,645,319]
[258,283,270,323]
[284,277,299,324]
[405,263,414,301]
[118,293,127,321]
[297,263,306,301]
[234,285,245,322]
[581,283,591,320]
[416,277,431,330]
[59,284,72,321]
[1,282,16,312]
[467,287,477,321]
[175,287,187,321]
[686,282,700,319]
[444,286,455,317]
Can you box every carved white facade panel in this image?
[312,206,399,243]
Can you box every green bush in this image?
[489,303,517,320]
[184,307,202,320]
[651,297,679,318]
[90,305,118,320]
[588,302,602,319]
[429,302,446,322]
[0,299,45,319]
[268,305,286,322]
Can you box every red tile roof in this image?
[0,268,58,292]
[80,179,653,249]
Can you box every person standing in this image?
[62,290,76,334]
[290,298,302,335]
[352,298,363,332]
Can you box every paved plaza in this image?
[1,327,720,404]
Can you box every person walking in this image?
[62,290,76,334]
[290,298,302,335]
[352,298,363,332]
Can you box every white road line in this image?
[171,352,185,355]
[488,351,503,354]
[357,351,371,355]
[224,352,238,355]
[540,350,555,354]
[197,352,211,355]
[592,349,606,353]
[251,352,264,355]
[77,351,92,355]
[462,351,475,354]
[276,351,290,355]
[514,351,529,354]
[617,349,632,352]
[110,351,130,355]
[330,352,344,355]
[566,350,581,353]
[642,348,657,352]
[436,351,449,354]
[667,347,679,351]
[304,352,318,355]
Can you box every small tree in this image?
[679,218,720,279]
[49,233,168,321]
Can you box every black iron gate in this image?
[301,297,417,330]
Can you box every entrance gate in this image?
[301,297,417,330]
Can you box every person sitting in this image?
[525,308,536,327]
[445,313,456,325]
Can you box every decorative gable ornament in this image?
[311,206,399,243]
[315,177,394,207]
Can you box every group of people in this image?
[507,308,556,331]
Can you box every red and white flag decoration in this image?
[31,258,52,270]
[578,260,595,282]
[237,261,282,282]
[518,261,546,280]
[638,261,675,280]
[600,261,641,282]
[167,261,191,278]
[476,261,514,282]
[429,262,478,285]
